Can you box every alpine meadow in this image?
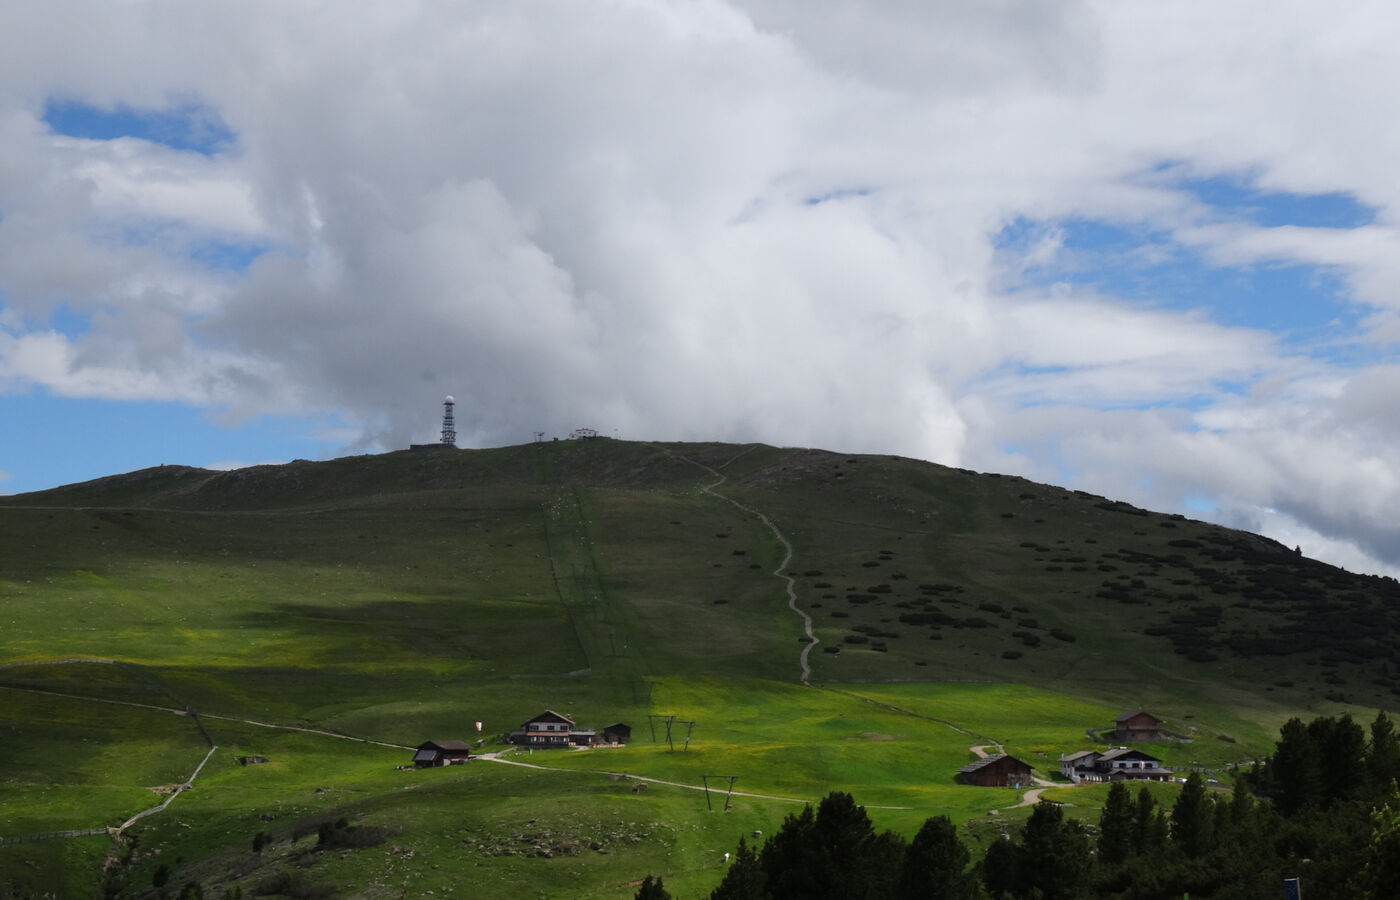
[2,439,1398,899]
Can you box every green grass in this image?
[0,686,207,834]
[1,440,1396,897]
[507,677,1085,818]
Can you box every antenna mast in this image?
[440,396,457,446]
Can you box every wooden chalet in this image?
[1059,747,1172,782]
[602,722,632,745]
[1096,747,1172,781]
[1058,749,1099,781]
[1113,709,1164,742]
[511,710,584,748]
[412,740,472,768]
[955,753,1034,787]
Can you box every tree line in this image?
[636,710,1400,899]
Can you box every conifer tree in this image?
[1097,781,1134,865]
[1016,801,1092,900]
[1368,711,1400,791]
[980,834,1020,900]
[897,815,975,900]
[1170,772,1214,858]
[1272,717,1321,815]
[1310,713,1366,801]
[1131,786,1159,852]
[756,792,906,900]
[710,837,765,900]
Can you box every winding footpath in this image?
[671,447,818,684]
[479,750,910,809]
[3,466,1066,844]
[0,673,413,846]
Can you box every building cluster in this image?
[411,709,631,768]
[956,709,1178,789]
[506,709,632,748]
[1057,747,1172,783]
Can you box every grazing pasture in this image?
[1,440,1394,897]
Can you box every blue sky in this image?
[1,2,1398,576]
[42,98,235,156]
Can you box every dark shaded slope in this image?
[3,438,1397,706]
[711,447,1400,707]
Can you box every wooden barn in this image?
[1113,710,1164,742]
[955,753,1034,787]
[412,740,472,768]
[602,722,632,745]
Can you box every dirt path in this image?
[1012,787,1049,808]
[669,447,817,684]
[0,682,413,750]
[198,712,414,750]
[480,752,910,809]
[966,741,1062,806]
[0,670,413,844]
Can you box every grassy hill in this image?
[1,439,1395,898]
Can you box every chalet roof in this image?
[957,753,1031,774]
[1114,709,1161,724]
[1098,747,1163,763]
[417,740,471,751]
[1060,750,1100,763]
[524,709,575,726]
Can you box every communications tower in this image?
[440,395,457,446]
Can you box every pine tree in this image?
[757,792,905,900]
[710,837,766,900]
[635,875,671,900]
[1017,801,1092,900]
[1097,781,1134,865]
[759,804,819,899]
[1272,717,1321,815]
[979,834,1020,900]
[1131,786,1159,853]
[1170,772,1213,858]
[1310,713,1366,801]
[1368,711,1400,793]
[897,815,975,900]
[1149,808,1170,849]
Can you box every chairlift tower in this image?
[440,396,457,447]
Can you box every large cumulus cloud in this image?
[0,1,1398,574]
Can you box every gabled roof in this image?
[1114,709,1161,724]
[1060,750,1100,763]
[1098,747,1162,763]
[958,753,1032,774]
[417,740,471,751]
[524,709,575,726]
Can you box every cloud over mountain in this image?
[1,1,1397,574]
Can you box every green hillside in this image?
[1,439,1395,898]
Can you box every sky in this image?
[1,2,1399,577]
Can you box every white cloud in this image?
[0,2,1398,572]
